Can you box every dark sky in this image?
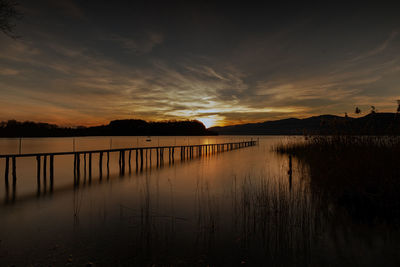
[1,1,400,127]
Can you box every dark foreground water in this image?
[0,136,399,266]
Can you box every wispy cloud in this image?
[102,32,164,54]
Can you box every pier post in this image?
[73,153,77,182]
[36,155,40,190]
[156,148,160,167]
[84,153,87,178]
[43,155,47,186]
[121,150,125,175]
[107,152,110,178]
[140,149,143,170]
[99,151,103,179]
[43,155,47,192]
[88,153,92,180]
[11,156,16,184]
[288,155,293,191]
[50,155,54,191]
[76,154,80,183]
[135,149,138,170]
[128,150,132,172]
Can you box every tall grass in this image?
[276,135,400,224]
[231,175,320,266]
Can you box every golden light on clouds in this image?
[196,115,224,128]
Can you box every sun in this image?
[196,115,222,128]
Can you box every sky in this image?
[1,1,400,128]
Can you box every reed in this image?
[276,135,400,224]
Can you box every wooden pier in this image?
[1,140,257,194]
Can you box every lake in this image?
[0,136,399,266]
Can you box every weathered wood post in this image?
[121,150,125,175]
[119,150,122,169]
[128,150,132,172]
[4,156,9,186]
[88,153,92,180]
[288,155,293,191]
[140,149,143,170]
[36,155,41,190]
[99,151,103,179]
[156,148,159,166]
[12,156,16,184]
[43,155,47,184]
[149,148,152,166]
[73,153,77,182]
[50,155,54,191]
[135,149,138,170]
[76,154,80,183]
[84,153,87,178]
[145,149,148,166]
[43,155,47,192]
[107,151,110,178]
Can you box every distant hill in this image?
[209,113,400,135]
[0,119,216,137]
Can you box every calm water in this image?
[0,136,399,266]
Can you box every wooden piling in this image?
[4,157,10,186]
[121,150,125,175]
[140,149,143,170]
[107,151,110,177]
[128,150,132,172]
[135,149,138,170]
[84,153,87,177]
[50,155,54,190]
[88,153,92,180]
[11,156,16,183]
[36,155,41,189]
[43,155,47,182]
[157,148,160,167]
[99,151,103,179]
[76,154,80,181]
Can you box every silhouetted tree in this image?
[355,107,361,115]
[0,0,21,38]
[370,106,376,114]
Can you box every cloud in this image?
[348,31,398,62]
[0,68,19,75]
[103,32,164,54]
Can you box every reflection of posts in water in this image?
[288,155,293,191]
[2,140,256,199]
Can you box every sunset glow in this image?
[0,2,400,127]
